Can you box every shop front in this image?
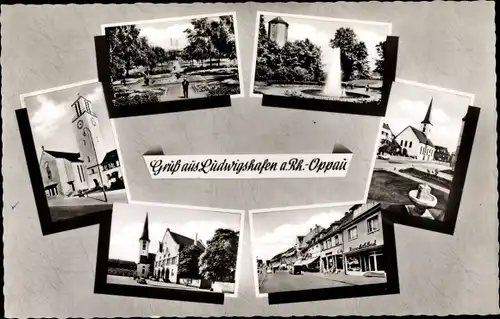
[320,245,344,273]
[344,241,385,276]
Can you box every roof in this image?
[140,213,149,241]
[421,98,433,125]
[269,16,289,26]
[170,231,205,250]
[44,150,83,163]
[409,126,434,147]
[101,149,119,165]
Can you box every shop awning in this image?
[302,256,320,266]
[344,245,384,255]
[293,259,304,266]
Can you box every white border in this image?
[114,200,245,298]
[249,11,393,98]
[394,78,476,106]
[100,12,244,99]
[362,117,384,202]
[19,78,101,104]
[248,200,365,298]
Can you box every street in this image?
[107,275,213,292]
[259,270,386,294]
[48,189,127,222]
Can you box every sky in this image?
[384,81,473,152]
[251,204,354,261]
[260,14,390,72]
[111,15,228,52]
[23,82,117,162]
[108,203,242,262]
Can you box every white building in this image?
[380,123,394,145]
[268,16,289,47]
[153,226,205,284]
[393,98,436,160]
[39,95,123,197]
[39,149,89,197]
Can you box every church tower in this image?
[420,98,434,139]
[268,16,289,47]
[71,94,107,182]
[137,213,150,278]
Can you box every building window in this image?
[87,156,91,163]
[82,140,86,146]
[335,235,340,245]
[367,216,380,233]
[117,160,120,167]
[142,242,146,250]
[141,268,145,275]
[409,141,412,148]
[45,162,52,180]
[77,165,83,183]
[348,226,358,241]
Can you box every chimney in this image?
[194,233,198,246]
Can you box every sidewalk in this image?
[303,271,387,286]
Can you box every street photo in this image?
[250,202,399,303]
[18,80,127,233]
[369,79,479,233]
[101,12,242,115]
[251,12,397,115]
[96,202,243,302]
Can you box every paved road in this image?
[107,275,207,291]
[124,74,207,101]
[260,271,384,294]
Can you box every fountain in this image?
[406,184,438,219]
[299,47,371,101]
[323,47,344,97]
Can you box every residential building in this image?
[153,225,205,284]
[380,123,394,145]
[434,145,451,162]
[100,149,123,188]
[268,16,289,47]
[393,98,436,160]
[341,202,385,276]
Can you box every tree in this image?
[199,229,239,282]
[378,138,401,155]
[374,40,386,76]
[329,27,371,81]
[105,25,143,82]
[178,245,203,279]
[258,14,267,41]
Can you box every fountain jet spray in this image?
[323,47,344,97]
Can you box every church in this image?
[39,94,123,197]
[393,98,436,161]
[136,213,206,284]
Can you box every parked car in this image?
[137,278,147,285]
[289,265,303,275]
[377,153,390,160]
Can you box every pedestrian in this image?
[366,84,370,92]
[144,68,150,86]
[181,77,190,98]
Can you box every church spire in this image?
[421,98,433,126]
[140,213,149,241]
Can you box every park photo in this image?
[18,81,127,228]
[102,13,242,112]
[96,203,243,302]
[250,202,399,303]
[368,80,478,230]
[251,12,395,114]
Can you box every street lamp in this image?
[83,127,107,202]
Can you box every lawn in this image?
[368,170,448,211]
[399,168,452,190]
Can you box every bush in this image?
[205,83,240,97]
[114,91,161,107]
[149,66,172,76]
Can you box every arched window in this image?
[87,156,91,163]
[45,162,52,180]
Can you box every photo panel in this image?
[250,12,398,116]
[250,202,400,304]
[96,12,243,118]
[368,79,479,235]
[17,80,128,235]
[94,202,244,303]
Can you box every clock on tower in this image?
[70,95,106,174]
